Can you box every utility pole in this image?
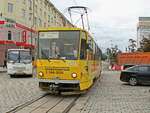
[30,0,35,54]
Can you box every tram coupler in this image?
[49,84,59,94]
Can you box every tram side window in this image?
[99,49,102,60]
[93,42,96,60]
[91,41,95,60]
[96,46,100,61]
[80,32,86,59]
[95,45,97,60]
[97,48,101,61]
[88,36,93,60]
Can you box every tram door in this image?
[80,31,89,80]
[80,32,87,60]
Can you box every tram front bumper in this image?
[37,78,80,84]
[38,79,81,92]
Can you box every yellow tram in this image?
[36,27,102,94]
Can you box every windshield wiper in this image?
[41,51,51,62]
[11,59,19,64]
[58,55,66,62]
[21,60,32,64]
[47,56,53,62]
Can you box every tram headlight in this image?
[39,72,44,77]
[72,73,77,78]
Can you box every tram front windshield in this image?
[7,50,32,63]
[38,31,80,60]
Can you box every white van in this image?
[7,49,33,77]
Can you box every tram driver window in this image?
[80,32,86,59]
[41,48,49,59]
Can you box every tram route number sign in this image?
[45,67,69,71]
[46,70,64,74]
[45,67,69,74]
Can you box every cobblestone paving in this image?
[0,73,46,113]
[70,71,150,113]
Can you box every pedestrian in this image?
[111,63,114,70]
[3,59,7,68]
[3,52,7,68]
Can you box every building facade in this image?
[0,0,73,66]
[137,17,150,48]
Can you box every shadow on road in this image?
[10,75,33,78]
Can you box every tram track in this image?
[7,93,79,113]
[6,78,101,113]
[6,73,101,113]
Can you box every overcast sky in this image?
[50,0,149,52]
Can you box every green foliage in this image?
[128,39,136,52]
[106,45,122,63]
[138,37,150,52]
[101,53,107,61]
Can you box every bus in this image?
[7,49,33,77]
[36,27,102,94]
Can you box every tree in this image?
[111,45,119,57]
[128,39,136,52]
[101,53,107,61]
[138,36,150,52]
[106,48,112,58]
[106,45,122,64]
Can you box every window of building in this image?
[29,13,32,20]
[8,3,13,13]
[39,0,42,4]
[44,12,46,18]
[44,2,47,8]
[40,8,42,16]
[44,23,46,27]
[34,17,37,25]
[28,0,32,9]
[51,17,53,23]
[39,18,42,27]
[18,32,21,42]
[54,15,56,19]
[8,31,12,40]
[21,9,26,17]
[35,5,37,13]
[48,15,50,21]
[48,7,51,12]
[22,0,26,4]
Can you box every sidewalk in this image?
[69,71,150,113]
[0,67,7,73]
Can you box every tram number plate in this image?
[46,70,64,74]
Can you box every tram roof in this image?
[38,27,87,32]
